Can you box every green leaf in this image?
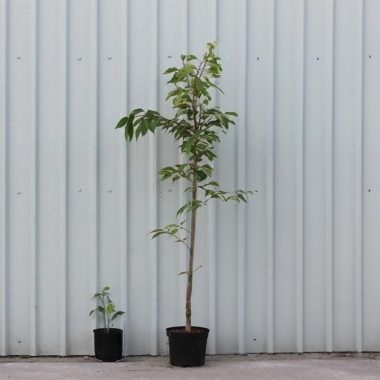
[148,117,160,132]
[225,111,238,117]
[107,303,114,314]
[115,116,128,129]
[196,170,207,182]
[96,306,105,313]
[176,204,188,216]
[151,228,164,233]
[186,54,198,61]
[151,231,165,239]
[170,228,179,236]
[146,110,160,116]
[163,67,179,75]
[124,125,130,142]
[165,223,178,229]
[178,271,188,276]
[126,115,135,141]
[110,311,125,322]
[103,286,110,291]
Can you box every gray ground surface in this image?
[1,353,380,379]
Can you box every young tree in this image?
[116,42,251,332]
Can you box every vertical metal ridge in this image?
[30,0,39,357]
[237,0,248,356]
[207,0,217,355]
[90,0,99,334]
[210,0,217,41]
[59,0,68,357]
[0,0,8,357]
[265,0,275,354]
[325,0,334,353]
[207,173,217,354]
[178,0,188,329]
[355,0,364,353]
[120,0,129,356]
[149,0,158,356]
[295,0,305,354]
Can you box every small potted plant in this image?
[89,286,125,362]
[116,42,251,367]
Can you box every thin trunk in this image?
[100,296,108,331]
[185,171,197,332]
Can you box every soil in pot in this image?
[93,328,123,362]
[166,326,209,367]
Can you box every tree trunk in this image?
[185,172,197,332]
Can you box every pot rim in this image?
[166,326,209,337]
[93,328,123,334]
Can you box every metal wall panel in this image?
[1,0,379,356]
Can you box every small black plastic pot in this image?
[166,326,209,367]
[93,328,123,362]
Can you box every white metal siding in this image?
[1,0,380,356]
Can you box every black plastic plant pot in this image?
[93,328,123,362]
[166,326,209,367]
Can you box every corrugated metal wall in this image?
[1,0,380,356]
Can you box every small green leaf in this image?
[107,303,114,314]
[178,271,188,276]
[165,223,178,229]
[150,228,164,233]
[170,228,179,236]
[196,170,207,182]
[110,311,125,322]
[176,204,188,216]
[164,67,179,74]
[151,232,165,239]
[127,116,134,141]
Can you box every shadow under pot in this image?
[93,328,123,362]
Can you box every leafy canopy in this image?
[116,41,252,234]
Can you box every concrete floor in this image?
[1,353,380,380]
